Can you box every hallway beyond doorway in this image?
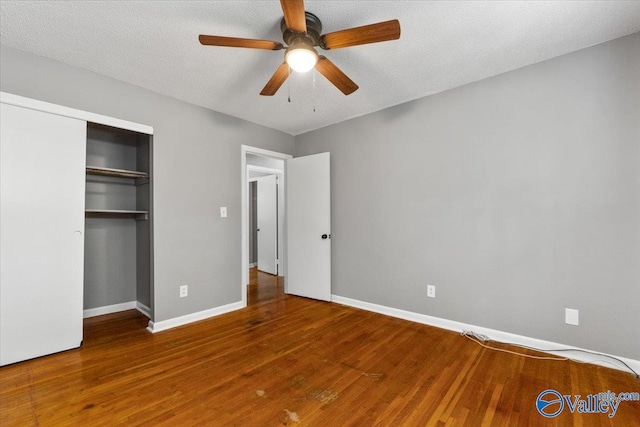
[248,267,284,306]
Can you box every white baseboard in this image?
[83,301,137,318]
[136,302,151,319]
[249,263,256,268]
[147,301,245,333]
[331,294,640,375]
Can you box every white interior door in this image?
[0,103,86,366]
[257,175,277,275]
[286,152,331,301]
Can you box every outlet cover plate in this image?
[427,285,436,298]
[180,285,188,298]
[565,308,579,325]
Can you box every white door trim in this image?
[241,145,292,307]
[0,92,153,135]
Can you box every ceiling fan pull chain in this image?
[288,65,291,103]
[313,69,316,112]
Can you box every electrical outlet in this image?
[427,285,436,298]
[180,285,188,298]
[565,308,579,325]
[220,207,227,218]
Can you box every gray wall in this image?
[84,218,137,308]
[295,33,640,359]
[0,45,295,322]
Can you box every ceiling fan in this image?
[199,0,401,96]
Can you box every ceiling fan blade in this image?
[319,19,400,50]
[199,35,283,50]
[315,56,358,95]
[280,0,307,33]
[260,62,290,96]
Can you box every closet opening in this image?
[83,123,153,322]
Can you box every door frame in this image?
[241,145,292,307]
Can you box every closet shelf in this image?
[86,166,148,179]
[85,209,148,221]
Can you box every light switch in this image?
[220,207,227,218]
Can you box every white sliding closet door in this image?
[0,103,87,366]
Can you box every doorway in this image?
[250,173,279,275]
[241,146,292,307]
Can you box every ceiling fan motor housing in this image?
[281,12,323,47]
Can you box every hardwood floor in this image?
[1,269,638,426]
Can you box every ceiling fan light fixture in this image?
[285,44,318,73]
[200,3,400,96]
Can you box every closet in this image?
[84,123,153,317]
[0,92,153,366]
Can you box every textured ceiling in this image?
[1,1,639,135]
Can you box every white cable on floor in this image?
[461,331,572,362]
[460,331,639,378]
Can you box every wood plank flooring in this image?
[1,269,638,426]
